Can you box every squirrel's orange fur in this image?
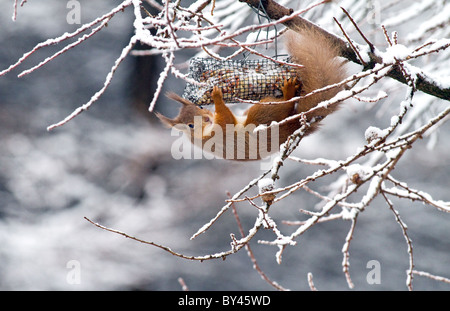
[156,29,346,161]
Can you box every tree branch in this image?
[239,0,450,101]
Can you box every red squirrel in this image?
[156,28,346,161]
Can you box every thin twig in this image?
[340,6,374,52]
[412,270,450,285]
[228,192,288,291]
[178,277,190,291]
[342,216,357,289]
[307,272,318,291]
[47,36,138,131]
[85,216,253,261]
[1,0,133,77]
[381,191,414,291]
[333,17,366,66]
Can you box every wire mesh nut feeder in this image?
[182,57,302,105]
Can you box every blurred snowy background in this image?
[0,0,449,290]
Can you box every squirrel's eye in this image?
[188,123,194,128]
[204,116,210,123]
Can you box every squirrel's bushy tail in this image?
[285,28,346,114]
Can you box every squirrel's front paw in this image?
[282,77,300,99]
[211,86,223,101]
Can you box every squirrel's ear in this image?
[166,92,194,106]
[155,112,177,128]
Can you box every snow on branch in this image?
[241,0,450,101]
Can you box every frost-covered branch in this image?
[240,0,450,101]
[229,192,289,291]
[3,0,133,77]
[381,191,414,291]
[412,270,450,285]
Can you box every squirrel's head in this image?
[156,93,213,139]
